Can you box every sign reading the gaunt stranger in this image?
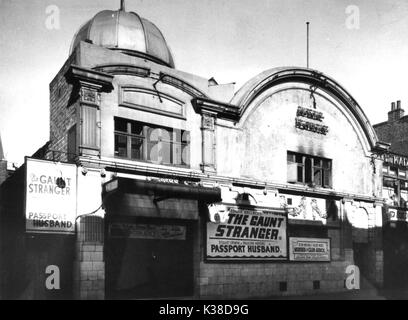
[25,158,76,234]
[206,207,287,260]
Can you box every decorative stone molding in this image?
[200,112,216,172]
[202,113,215,130]
[80,87,100,105]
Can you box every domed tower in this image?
[70,1,175,68]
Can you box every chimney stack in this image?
[388,100,405,122]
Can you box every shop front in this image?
[102,177,221,299]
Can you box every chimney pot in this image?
[397,100,401,109]
[391,102,396,111]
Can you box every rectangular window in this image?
[389,166,398,176]
[67,125,77,163]
[287,151,332,188]
[114,117,190,167]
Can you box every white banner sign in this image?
[25,158,77,234]
[289,237,331,261]
[206,207,287,260]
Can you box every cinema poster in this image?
[289,237,331,262]
[206,207,287,261]
[25,158,77,234]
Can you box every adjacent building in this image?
[0,4,390,299]
[374,101,408,289]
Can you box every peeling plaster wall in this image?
[216,84,381,198]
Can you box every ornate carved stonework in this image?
[202,113,215,130]
[80,88,98,104]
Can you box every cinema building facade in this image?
[0,6,389,299]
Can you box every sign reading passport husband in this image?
[206,207,287,260]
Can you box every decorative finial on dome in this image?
[120,0,126,11]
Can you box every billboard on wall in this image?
[289,237,331,262]
[25,158,77,234]
[206,207,287,261]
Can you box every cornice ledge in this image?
[192,97,240,122]
[66,64,114,92]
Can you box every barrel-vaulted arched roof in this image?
[230,67,383,152]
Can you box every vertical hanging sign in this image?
[25,158,77,234]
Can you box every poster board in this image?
[25,158,77,234]
[206,207,287,261]
[289,237,331,262]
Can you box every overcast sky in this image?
[1,0,408,163]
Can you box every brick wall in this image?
[196,215,354,299]
[48,53,78,162]
[73,242,105,300]
[374,116,408,155]
[73,216,105,300]
[197,261,352,298]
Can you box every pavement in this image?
[269,288,408,300]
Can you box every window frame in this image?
[383,164,408,208]
[287,151,332,188]
[114,117,190,168]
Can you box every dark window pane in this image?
[131,122,144,135]
[323,169,331,187]
[297,166,303,182]
[67,125,76,162]
[295,155,303,164]
[383,177,396,188]
[115,134,127,157]
[314,159,321,167]
[287,153,295,162]
[314,169,322,186]
[323,159,331,169]
[130,137,143,159]
[305,158,312,183]
[390,166,397,176]
[115,119,128,132]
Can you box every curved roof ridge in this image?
[231,66,379,151]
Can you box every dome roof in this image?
[70,9,175,68]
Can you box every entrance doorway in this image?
[105,219,194,299]
[383,222,408,289]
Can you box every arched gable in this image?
[231,67,380,153]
